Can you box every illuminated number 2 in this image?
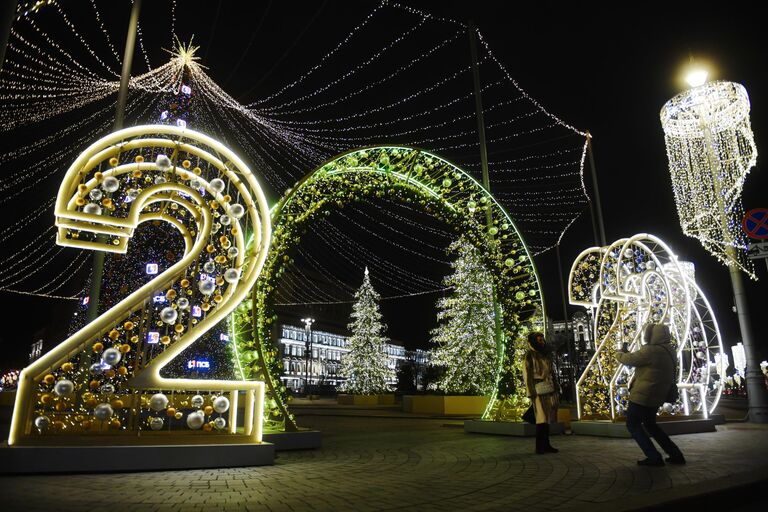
[10,125,270,445]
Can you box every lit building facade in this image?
[277,323,428,392]
[548,311,595,398]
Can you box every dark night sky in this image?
[1,1,767,368]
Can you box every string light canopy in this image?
[660,79,757,277]
[0,1,590,305]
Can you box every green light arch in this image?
[234,146,545,431]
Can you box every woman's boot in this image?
[543,423,559,453]
[535,424,547,454]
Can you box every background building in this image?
[548,311,595,401]
[277,323,429,393]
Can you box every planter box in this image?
[337,394,394,406]
[403,395,490,415]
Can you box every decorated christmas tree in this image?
[429,236,497,395]
[341,268,393,394]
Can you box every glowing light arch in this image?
[235,146,545,430]
[11,125,271,446]
[569,233,724,421]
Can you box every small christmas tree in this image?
[429,236,497,395]
[341,268,393,394]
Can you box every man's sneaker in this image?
[637,458,665,467]
[665,456,686,465]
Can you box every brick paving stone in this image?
[1,418,767,511]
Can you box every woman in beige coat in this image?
[523,332,559,454]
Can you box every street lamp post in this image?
[661,68,768,423]
[302,317,315,396]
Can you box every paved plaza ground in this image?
[1,401,767,512]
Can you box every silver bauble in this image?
[191,394,204,408]
[126,188,140,201]
[94,403,114,421]
[154,175,167,185]
[83,203,102,215]
[102,347,122,366]
[102,176,120,193]
[34,415,51,431]
[90,363,104,375]
[227,247,239,258]
[223,268,240,284]
[100,383,115,395]
[213,417,227,430]
[53,379,75,397]
[155,154,172,171]
[160,306,178,324]
[203,261,216,273]
[186,410,205,430]
[212,396,230,414]
[89,188,103,201]
[209,178,226,193]
[176,297,190,309]
[219,214,231,226]
[149,393,169,412]
[149,416,164,431]
[199,279,216,295]
[229,203,245,219]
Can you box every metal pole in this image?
[86,0,141,322]
[468,21,505,361]
[586,133,607,247]
[729,250,768,422]
[556,243,576,403]
[0,0,16,72]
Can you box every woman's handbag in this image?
[534,379,555,395]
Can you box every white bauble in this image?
[156,154,172,171]
[212,396,230,414]
[149,393,169,412]
[83,203,102,215]
[102,176,120,193]
[186,410,205,430]
[209,178,225,193]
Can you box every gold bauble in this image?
[215,255,227,264]
[108,330,120,340]
[55,401,67,412]
[193,166,202,175]
[213,294,223,304]
[174,411,183,420]
[135,155,144,163]
[94,171,104,182]
[130,335,139,343]
[109,419,121,429]
[206,244,215,253]
[81,420,92,430]
[182,159,191,169]
[166,407,176,417]
[132,169,142,178]
[215,276,224,286]
[166,289,177,300]
[201,303,211,312]
[77,184,88,195]
[123,321,134,330]
[174,324,184,333]
[160,335,171,345]
[109,157,119,167]
[75,197,86,206]
[180,278,190,288]
[40,393,53,405]
[61,362,74,372]
[203,423,213,432]
[119,343,131,354]
[117,366,128,376]
[111,399,124,409]
[104,369,116,379]
[53,421,66,431]
[86,397,98,407]
[43,374,55,385]
[203,406,214,415]
[222,194,231,203]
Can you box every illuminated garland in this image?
[660,81,757,277]
[234,146,544,431]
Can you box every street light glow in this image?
[685,68,708,87]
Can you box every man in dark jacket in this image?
[616,323,686,466]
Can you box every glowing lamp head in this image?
[685,68,708,88]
